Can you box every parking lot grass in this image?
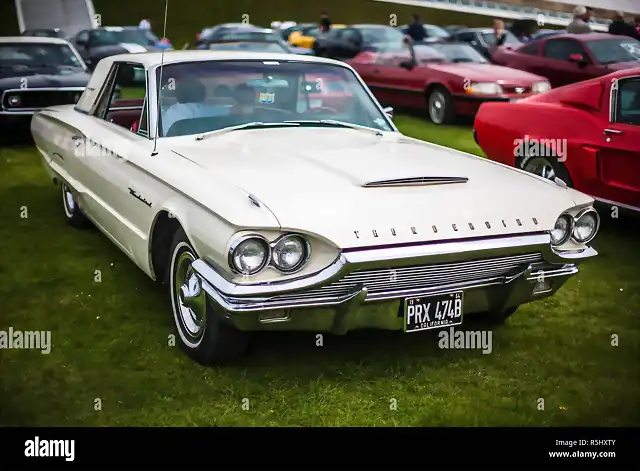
[0,116,638,426]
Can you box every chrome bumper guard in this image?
[190,233,596,332]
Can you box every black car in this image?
[0,37,90,138]
[69,26,164,69]
[22,28,66,38]
[397,24,451,43]
[314,24,406,60]
[196,23,256,49]
[448,27,520,58]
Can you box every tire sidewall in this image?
[428,87,451,124]
[168,239,206,350]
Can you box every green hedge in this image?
[1,0,491,46]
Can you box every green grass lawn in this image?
[0,115,638,426]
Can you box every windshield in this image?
[424,25,450,38]
[359,27,406,52]
[90,28,156,47]
[585,38,640,64]
[155,60,393,137]
[415,43,488,63]
[209,42,290,53]
[481,30,520,45]
[0,43,83,68]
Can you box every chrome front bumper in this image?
[189,233,597,333]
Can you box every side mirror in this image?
[383,106,394,119]
[568,53,585,63]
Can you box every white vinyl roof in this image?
[556,0,640,15]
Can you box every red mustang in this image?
[474,68,640,213]
[347,42,551,124]
[491,33,640,88]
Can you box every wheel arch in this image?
[148,209,189,282]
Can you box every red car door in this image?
[369,49,426,109]
[595,76,640,210]
[533,38,600,87]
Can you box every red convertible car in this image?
[347,42,551,124]
[491,33,640,88]
[474,69,640,213]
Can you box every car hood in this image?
[427,62,546,84]
[0,69,90,89]
[168,128,590,248]
[603,60,640,71]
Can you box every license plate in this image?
[404,291,463,333]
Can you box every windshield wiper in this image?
[194,121,299,141]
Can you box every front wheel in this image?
[167,229,250,365]
[427,87,455,125]
[61,182,90,228]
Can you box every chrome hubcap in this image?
[524,157,556,180]
[63,184,75,215]
[429,92,446,123]
[174,251,206,341]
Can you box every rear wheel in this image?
[61,182,90,228]
[518,154,573,187]
[167,228,250,365]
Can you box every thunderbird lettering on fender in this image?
[128,188,152,207]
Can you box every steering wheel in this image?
[309,106,339,114]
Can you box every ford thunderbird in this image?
[31,51,600,365]
[0,36,89,139]
[474,68,640,213]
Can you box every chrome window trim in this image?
[194,233,597,298]
[609,74,640,124]
[572,207,600,244]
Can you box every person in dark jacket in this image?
[319,12,332,33]
[407,14,427,43]
[609,12,640,39]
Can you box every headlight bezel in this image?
[550,213,573,246]
[7,95,21,107]
[532,81,551,94]
[228,234,271,275]
[572,207,600,244]
[228,232,311,276]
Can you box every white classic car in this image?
[31,50,600,365]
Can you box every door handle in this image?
[604,128,624,136]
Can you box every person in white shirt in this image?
[567,6,592,34]
[161,77,229,135]
[139,19,151,30]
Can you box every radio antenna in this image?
[151,0,169,156]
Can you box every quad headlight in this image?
[551,208,600,246]
[229,233,310,275]
[229,236,270,275]
[572,208,600,244]
[550,214,572,246]
[7,95,21,107]
[272,234,309,272]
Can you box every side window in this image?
[76,31,89,43]
[614,78,640,126]
[341,28,361,44]
[456,32,475,43]
[520,42,540,55]
[543,39,587,61]
[91,62,148,134]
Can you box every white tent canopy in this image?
[554,0,640,15]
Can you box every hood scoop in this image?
[363,176,469,187]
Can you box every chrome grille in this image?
[258,252,544,304]
[1,89,83,111]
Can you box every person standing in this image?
[138,18,151,30]
[567,6,592,34]
[609,12,640,39]
[319,12,332,33]
[493,18,508,45]
[407,14,426,43]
